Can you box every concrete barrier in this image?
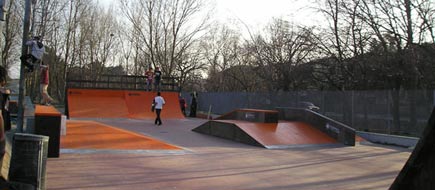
[357,131,418,148]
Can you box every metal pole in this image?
[387,90,391,134]
[17,0,32,132]
[207,105,212,120]
[351,91,354,128]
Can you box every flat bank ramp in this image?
[67,88,184,119]
[193,120,337,149]
[61,120,183,154]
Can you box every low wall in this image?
[357,131,418,148]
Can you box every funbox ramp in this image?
[192,109,340,149]
[67,88,184,119]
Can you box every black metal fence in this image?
[181,90,435,137]
[66,74,180,91]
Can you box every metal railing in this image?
[66,74,180,92]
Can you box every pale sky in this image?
[10,0,321,79]
[100,0,320,29]
[213,0,319,29]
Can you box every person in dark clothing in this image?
[0,66,7,170]
[0,88,11,131]
[0,66,34,190]
[189,91,197,117]
[179,95,186,116]
[154,67,162,92]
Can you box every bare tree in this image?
[21,0,121,102]
[86,5,119,76]
[1,0,22,76]
[120,0,211,80]
[413,0,435,43]
[23,0,73,102]
[201,23,244,91]
[117,22,135,74]
[247,19,317,91]
[313,0,361,91]
[312,0,435,131]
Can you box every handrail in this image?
[66,74,180,92]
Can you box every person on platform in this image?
[40,63,53,105]
[154,67,162,91]
[145,68,154,91]
[20,36,45,73]
[153,92,165,125]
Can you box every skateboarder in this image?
[21,36,45,72]
[153,92,165,125]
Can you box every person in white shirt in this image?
[154,92,165,125]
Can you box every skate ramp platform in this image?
[66,88,184,119]
[193,109,355,149]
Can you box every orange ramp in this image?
[193,120,338,149]
[231,120,337,148]
[124,91,154,118]
[67,88,184,119]
[62,120,181,150]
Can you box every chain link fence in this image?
[182,90,435,137]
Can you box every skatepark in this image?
[4,0,435,189]
[36,88,419,189]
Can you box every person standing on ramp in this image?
[145,67,154,91]
[154,92,165,125]
[154,67,162,91]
